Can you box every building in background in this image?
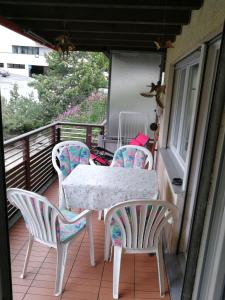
[0,25,51,100]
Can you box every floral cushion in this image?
[57,209,86,243]
[58,145,90,178]
[113,148,146,169]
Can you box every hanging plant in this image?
[55,34,76,59]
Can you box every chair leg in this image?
[113,246,122,299]
[87,215,95,266]
[98,210,103,220]
[54,243,69,296]
[110,244,113,262]
[103,208,109,221]
[156,239,165,297]
[21,234,33,279]
[104,226,111,261]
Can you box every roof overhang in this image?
[0,0,203,52]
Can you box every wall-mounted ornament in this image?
[55,34,75,59]
[153,39,174,50]
[140,81,166,109]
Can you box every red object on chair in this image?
[134,132,150,146]
[129,139,141,146]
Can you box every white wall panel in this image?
[108,51,161,138]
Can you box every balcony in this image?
[6,121,169,300]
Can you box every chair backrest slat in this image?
[121,207,132,248]
[105,200,178,250]
[143,205,158,248]
[51,209,58,244]
[113,213,127,247]
[25,196,43,239]
[154,214,174,245]
[7,188,63,246]
[138,205,148,248]
[43,205,52,242]
[130,206,138,248]
[148,206,167,248]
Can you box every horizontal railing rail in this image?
[4,121,105,220]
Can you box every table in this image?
[62,164,158,210]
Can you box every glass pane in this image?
[179,64,199,161]
[172,69,186,148]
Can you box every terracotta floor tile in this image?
[135,290,170,299]
[31,280,55,289]
[27,286,55,296]
[13,284,29,293]
[23,295,58,300]
[61,290,98,300]
[13,293,25,300]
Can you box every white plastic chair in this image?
[104,199,178,299]
[98,145,154,221]
[117,111,148,148]
[7,188,95,296]
[52,140,93,209]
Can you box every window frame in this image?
[168,49,203,172]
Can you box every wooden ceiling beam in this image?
[2,6,191,25]
[55,39,160,48]
[0,0,203,10]
[38,31,176,42]
[15,21,182,35]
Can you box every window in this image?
[169,51,201,168]
[12,45,39,55]
[0,63,4,67]
[7,63,25,69]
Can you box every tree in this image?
[3,51,109,138]
[2,84,43,136]
[29,51,109,123]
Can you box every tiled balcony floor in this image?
[10,180,170,300]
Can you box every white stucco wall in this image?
[158,0,225,253]
[0,25,50,77]
[108,51,161,139]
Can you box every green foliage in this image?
[3,84,44,136]
[56,92,107,124]
[29,51,109,123]
[3,51,109,138]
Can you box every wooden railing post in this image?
[86,126,92,148]
[51,124,56,145]
[56,126,61,143]
[23,137,30,190]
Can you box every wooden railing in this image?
[4,121,105,220]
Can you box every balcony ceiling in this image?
[0,0,203,52]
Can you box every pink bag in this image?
[130,132,149,146]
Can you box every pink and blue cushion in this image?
[58,145,90,178]
[113,148,147,169]
[57,209,86,243]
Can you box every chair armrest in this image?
[59,209,92,224]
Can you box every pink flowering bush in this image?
[56,92,106,123]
